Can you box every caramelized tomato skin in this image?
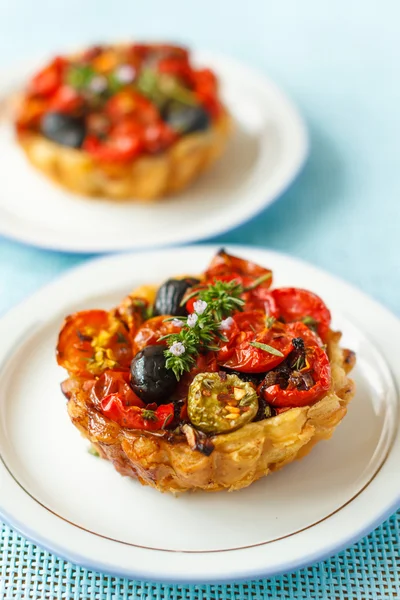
[259,322,331,408]
[261,345,331,408]
[270,288,331,341]
[132,316,181,354]
[56,310,132,377]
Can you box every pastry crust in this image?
[17,110,231,200]
[65,329,355,493]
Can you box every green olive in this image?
[187,372,258,434]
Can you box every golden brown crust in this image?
[16,111,231,200]
[66,329,355,493]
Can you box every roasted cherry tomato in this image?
[132,316,181,354]
[260,344,331,408]
[176,351,218,400]
[100,393,174,430]
[105,89,159,124]
[28,57,66,97]
[16,97,48,130]
[83,131,142,162]
[193,68,221,118]
[91,370,145,409]
[217,312,294,373]
[142,122,177,153]
[56,310,132,376]
[48,85,83,113]
[205,249,273,283]
[157,56,193,82]
[271,288,331,340]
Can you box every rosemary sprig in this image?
[162,276,272,380]
[249,341,284,357]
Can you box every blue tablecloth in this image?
[0,1,399,597]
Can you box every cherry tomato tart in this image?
[15,43,231,200]
[57,250,356,493]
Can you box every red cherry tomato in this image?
[132,316,181,354]
[56,310,132,376]
[48,85,83,113]
[83,131,142,163]
[91,370,145,409]
[261,344,331,408]
[16,97,48,130]
[100,394,174,430]
[205,250,273,283]
[271,288,331,341]
[176,351,218,399]
[157,57,193,82]
[28,57,66,97]
[193,68,221,118]
[142,122,178,153]
[217,312,293,373]
[105,90,159,124]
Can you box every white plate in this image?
[0,245,399,583]
[0,52,307,253]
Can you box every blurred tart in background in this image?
[15,43,231,200]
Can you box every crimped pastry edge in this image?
[16,111,232,200]
[65,330,355,494]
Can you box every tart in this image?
[57,250,356,493]
[15,43,231,200]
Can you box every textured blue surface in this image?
[0,0,399,596]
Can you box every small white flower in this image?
[172,319,184,328]
[187,313,198,327]
[219,316,234,331]
[170,341,185,357]
[89,75,108,93]
[193,299,207,315]
[115,64,136,83]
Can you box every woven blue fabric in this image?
[1,514,399,598]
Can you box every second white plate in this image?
[0,51,307,253]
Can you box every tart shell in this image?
[17,111,231,200]
[65,330,355,493]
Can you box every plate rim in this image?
[0,244,399,584]
[0,50,308,254]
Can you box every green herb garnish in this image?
[161,275,272,380]
[301,315,319,332]
[249,341,284,357]
[66,64,96,91]
[142,409,157,422]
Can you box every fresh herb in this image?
[243,273,272,291]
[88,446,99,457]
[66,64,96,91]
[301,315,319,333]
[142,409,157,422]
[162,277,273,380]
[182,279,245,320]
[136,69,197,107]
[266,316,276,329]
[114,331,127,344]
[249,341,284,357]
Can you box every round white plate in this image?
[0,245,399,583]
[0,52,307,253]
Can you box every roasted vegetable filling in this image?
[57,250,334,454]
[16,43,223,163]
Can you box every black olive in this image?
[153,277,200,317]
[40,112,86,148]
[130,345,177,404]
[162,101,210,135]
[292,337,305,351]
